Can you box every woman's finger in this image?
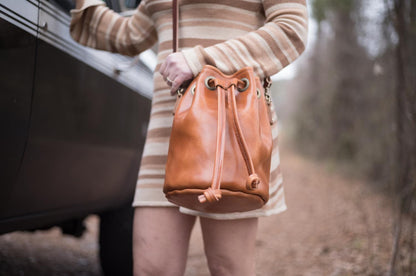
[170,75,185,95]
[158,59,167,76]
[160,52,193,94]
[170,82,179,95]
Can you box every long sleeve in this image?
[181,0,308,78]
[70,0,157,56]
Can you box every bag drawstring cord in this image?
[198,81,260,203]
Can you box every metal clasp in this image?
[263,77,272,104]
[177,87,185,96]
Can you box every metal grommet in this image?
[256,88,261,98]
[204,76,216,90]
[237,78,249,92]
[191,84,196,95]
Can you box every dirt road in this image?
[0,147,413,275]
[186,147,408,276]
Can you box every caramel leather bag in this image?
[163,0,274,213]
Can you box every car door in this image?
[0,0,39,218]
[0,0,153,232]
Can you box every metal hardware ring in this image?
[204,76,216,90]
[237,78,249,92]
[166,77,174,86]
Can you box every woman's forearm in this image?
[70,0,157,56]
[181,0,309,79]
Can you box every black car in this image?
[0,0,152,274]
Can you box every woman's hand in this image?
[159,52,193,95]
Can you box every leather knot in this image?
[246,174,261,190]
[198,188,222,203]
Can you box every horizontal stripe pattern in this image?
[70,0,308,219]
[181,0,308,78]
[70,0,157,56]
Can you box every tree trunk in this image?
[390,0,416,274]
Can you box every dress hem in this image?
[131,201,177,207]
[131,200,288,220]
[179,203,287,220]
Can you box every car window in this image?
[124,0,141,9]
[50,0,75,12]
[106,0,142,12]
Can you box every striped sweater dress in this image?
[70,0,308,219]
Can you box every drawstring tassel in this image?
[199,188,222,203]
[246,174,261,190]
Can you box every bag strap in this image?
[172,0,179,53]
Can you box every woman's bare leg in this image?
[133,207,196,276]
[200,217,258,276]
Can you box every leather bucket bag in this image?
[163,0,274,213]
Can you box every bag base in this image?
[165,189,265,213]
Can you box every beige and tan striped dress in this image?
[70,0,308,219]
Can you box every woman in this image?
[70,0,308,275]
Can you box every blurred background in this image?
[269,0,416,274]
[277,0,399,190]
[1,0,414,275]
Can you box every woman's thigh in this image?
[132,207,196,276]
[200,217,258,276]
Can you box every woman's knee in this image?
[205,253,245,276]
[200,217,258,276]
[133,257,166,276]
[205,251,256,276]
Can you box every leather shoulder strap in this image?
[172,0,179,52]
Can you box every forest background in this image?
[273,0,415,274]
[0,0,414,275]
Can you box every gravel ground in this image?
[1,147,414,276]
[0,216,101,276]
